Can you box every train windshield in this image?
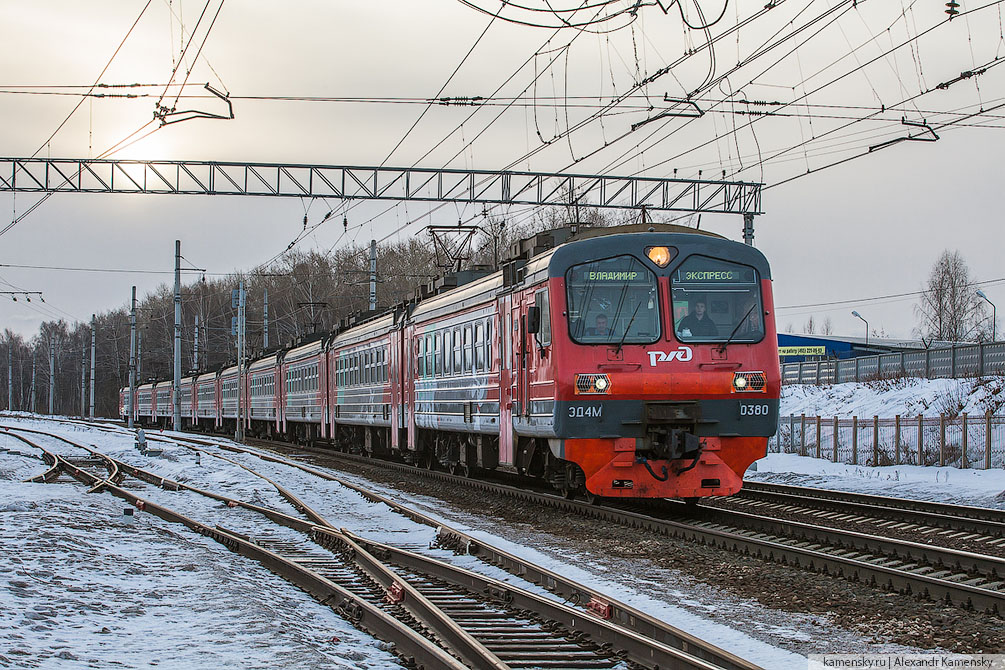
[566,255,660,345]
[671,256,763,343]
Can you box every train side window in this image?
[423,335,431,377]
[452,328,462,373]
[503,312,512,370]
[433,332,441,377]
[486,318,493,370]
[463,325,473,371]
[475,322,485,370]
[534,289,552,346]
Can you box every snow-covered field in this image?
[765,376,1005,507]
[3,379,1001,669]
[780,375,1005,419]
[0,415,808,669]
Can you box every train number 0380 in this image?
[739,403,770,416]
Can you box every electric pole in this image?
[263,288,269,350]
[128,286,136,429]
[89,314,96,419]
[173,240,182,431]
[30,352,36,414]
[743,213,755,246]
[48,335,54,415]
[236,281,246,442]
[6,344,11,412]
[369,239,377,311]
[194,314,200,369]
[80,341,86,417]
[137,331,142,382]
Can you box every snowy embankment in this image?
[751,376,1005,508]
[0,416,810,669]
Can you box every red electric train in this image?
[122,223,780,500]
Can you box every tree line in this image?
[2,219,993,418]
[1,206,635,417]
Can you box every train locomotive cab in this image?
[541,229,779,499]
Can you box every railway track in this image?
[735,480,1005,540]
[6,423,751,670]
[205,436,1005,617]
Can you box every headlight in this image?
[732,371,766,393]
[575,374,611,395]
[646,246,673,267]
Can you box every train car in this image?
[404,272,501,473]
[248,354,281,437]
[116,223,777,502]
[328,313,397,457]
[195,371,219,430]
[137,383,153,423]
[219,364,239,433]
[152,382,173,428]
[281,338,325,442]
[180,375,197,428]
[394,224,779,500]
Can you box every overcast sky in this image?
[1,0,1002,341]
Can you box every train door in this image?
[389,325,404,451]
[404,324,417,453]
[319,351,328,440]
[498,295,514,465]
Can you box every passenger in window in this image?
[736,300,763,339]
[678,300,717,338]
[584,313,611,337]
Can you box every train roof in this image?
[248,353,279,372]
[332,311,396,349]
[285,337,324,362]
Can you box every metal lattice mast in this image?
[174,240,182,431]
[0,158,763,215]
[128,286,136,429]
[89,315,96,419]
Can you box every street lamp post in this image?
[977,289,996,342]
[851,310,869,346]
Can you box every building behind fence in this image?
[772,413,1005,469]
[781,341,1005,385]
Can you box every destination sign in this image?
[674,259,756,284]
[587,270,640,282]
[778,346,826,356]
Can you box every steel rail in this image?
[208,438,764,670]
[332,529,734,670]
[10,426,647,670]
[690,505,1005,581]
[187,436,740,670]
[5,429,469,670]
[740,481,1005,537]
[237,439,1005,615]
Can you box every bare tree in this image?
[914,250,989,342]
[821,317,833,335]
[802,316,816,334]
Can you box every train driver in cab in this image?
[677,298,718,338]
[584,313,611,338]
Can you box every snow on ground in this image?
[0,422,401,670]
[0,416,819,669]
[8,400,998,669]
[780,375,1005,419]
[764,376,1005,508]
[750,453,1005,509]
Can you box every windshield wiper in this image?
[717,303,757,354]
[614,301,643,355]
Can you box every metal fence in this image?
[781,342,1005,385]
[771,413,1005,469]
